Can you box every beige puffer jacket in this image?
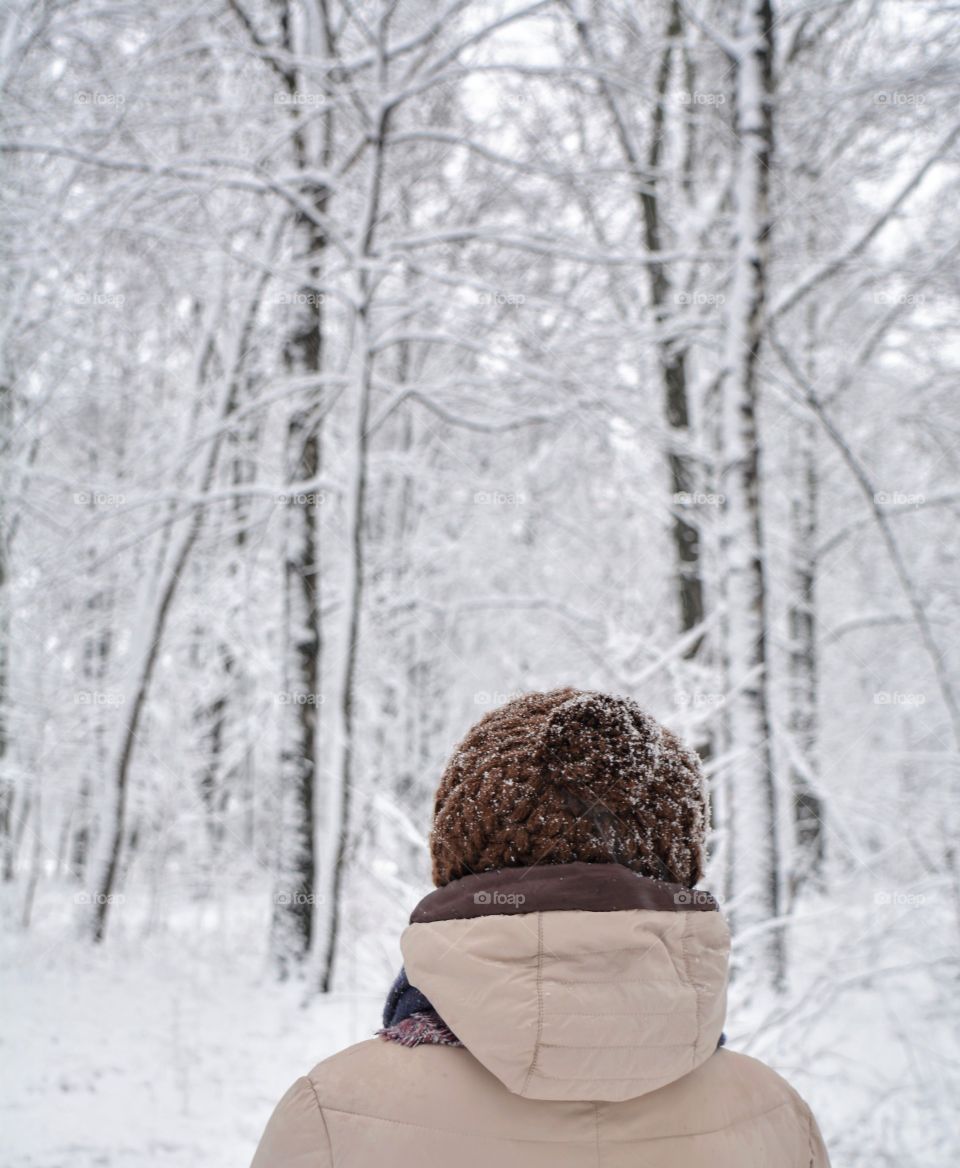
[251,863,830,1167]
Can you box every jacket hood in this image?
[400,862,729,1103]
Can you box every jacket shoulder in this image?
[306,1036,424,1102]
[249,1044,405,1167]
[306,1039,599,1140]
[605,1048,828,1163]
[714,1052,829,1165]
[641,1047,816,1121]
[250,1073,333,1168]
[715,1051,829,1165]
[699,1047,808,1104]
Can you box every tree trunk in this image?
[0,377,12,882]
[718,0,784,987]
[640,2,706,658]
[786,412,824,899]
[569,2,708,663]
[274,425,322,968]
[316,62,393,988]
[269,0,333,975]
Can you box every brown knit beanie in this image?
[430,688,707,888]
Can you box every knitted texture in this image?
[430,688,707,888]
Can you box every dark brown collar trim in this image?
[410,861,718,924]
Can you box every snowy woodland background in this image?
[1,0,959,1163]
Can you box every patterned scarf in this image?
[378,966,462,1047]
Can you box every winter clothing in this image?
[380,967,437,1029]
[251,862,830,1167]
[378,1007,460,1048]
[378,874,725,1050]
[251,691,829,1167]
[378,967,460,1047]
[430,688,707,888]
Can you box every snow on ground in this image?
[0,885,390,1168]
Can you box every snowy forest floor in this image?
[3,873,958,1167]
[1,887,383,1168]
